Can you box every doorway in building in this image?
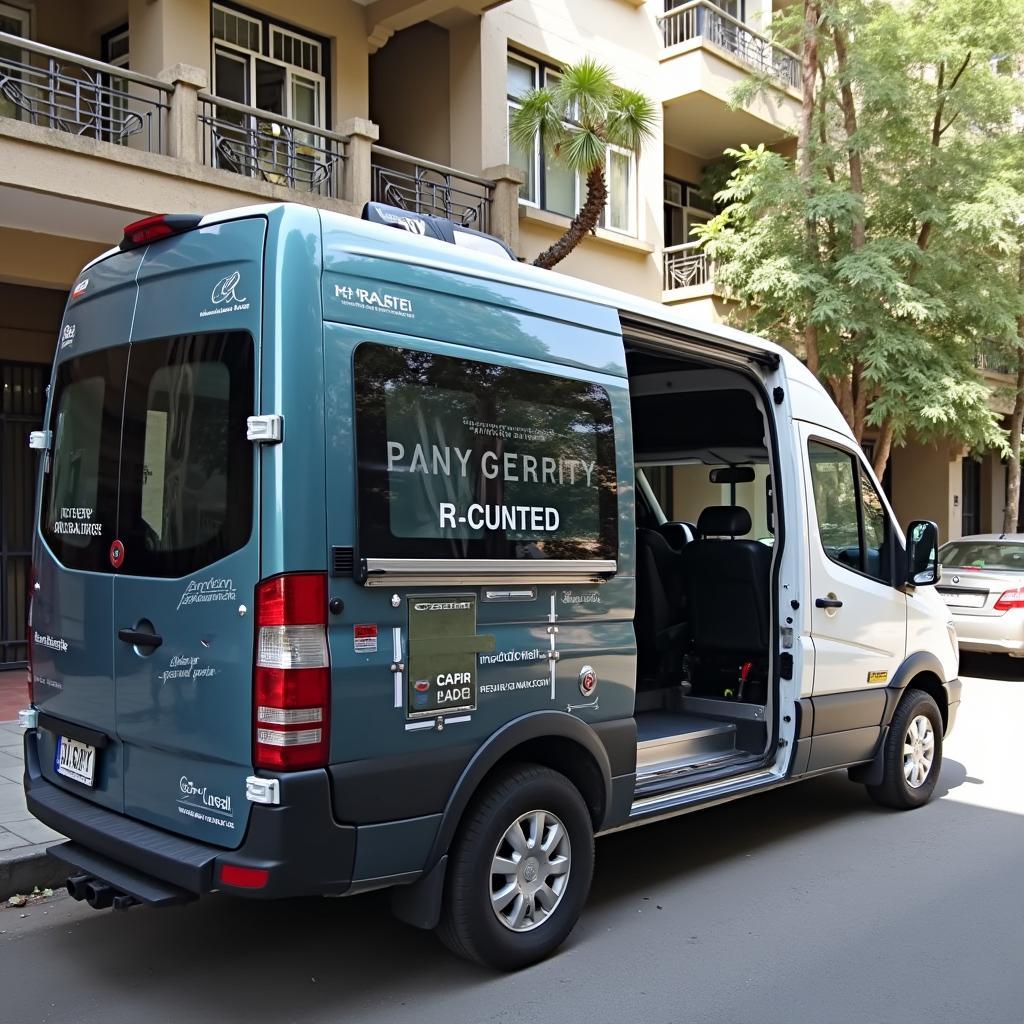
[962,456,981,536]
[1,361,45,665]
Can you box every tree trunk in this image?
[832,25,865,253]
[798,0,821,375]
[1002,245,1024,535]
[872,419,894,480]
[532,166,608,270]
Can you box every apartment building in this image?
[0,0,1011,666]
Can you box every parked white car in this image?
[938,534,1024,656]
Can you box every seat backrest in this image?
[679,506,772,654]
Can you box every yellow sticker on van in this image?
[867,670,888,684]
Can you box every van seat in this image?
[679,506,771,655]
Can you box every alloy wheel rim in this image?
[490,809,572,933]
[903,714,935,789]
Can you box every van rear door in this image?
[32,250,143,813]
[110,218,264,847]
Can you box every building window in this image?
[0,2,31,121]
[507,52,638,235]
[211,2,327,128]
[663,178,713,247]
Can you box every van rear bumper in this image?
[23,730,356,900]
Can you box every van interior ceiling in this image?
[625,343,778,787]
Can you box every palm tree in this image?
[508,57,656,270]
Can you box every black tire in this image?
[437,763,595,970]
[866,688,943,810]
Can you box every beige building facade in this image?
[0,0,1010,664]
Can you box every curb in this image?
[0,849,67,902]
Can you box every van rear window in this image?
[42,348,127,572]
[117,333,254,577]
[353,344,618,562]
[41,333,253,577]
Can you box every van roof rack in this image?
[361,203,515,260]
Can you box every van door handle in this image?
[117,627,163,649]
[815,597,844,609]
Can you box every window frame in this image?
[507,50,638,235]
[664,176,713,246]
[211,1,329,128]
[807,437,895,586]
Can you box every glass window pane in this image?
[507,56,536,98]
[354,345,618,562]
[117,333,254,578]
[507,102,536,202]
[545,157,576,217]
[42,348,128,573]
[859,465,889,582]
[808,441,862,572]
[608,149,632,231]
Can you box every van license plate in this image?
[55,736,96,787]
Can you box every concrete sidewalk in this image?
[0,672,67,899]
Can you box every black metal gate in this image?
[961,456,982,537]
[1,362,46,666]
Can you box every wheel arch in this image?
[391,712,618,931]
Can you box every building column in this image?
[159,64,207,164]
[483,164,523,251]
[339,117,380,209]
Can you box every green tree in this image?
[508,57,656,270]
[698,0,1024,478]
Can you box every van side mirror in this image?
[906,520,940,586]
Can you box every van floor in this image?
[635,710,738,772]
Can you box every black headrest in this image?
[698,506,752,538]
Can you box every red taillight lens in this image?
[994,588,1024,610]
[218,864,269,890]
[253,573,330,770]
[120,214,203,250]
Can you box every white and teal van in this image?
[20,202,960,970]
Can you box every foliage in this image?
[508,57,656,269]
[696,0,1024,475]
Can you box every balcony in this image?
[662,240,733,320]
[0,32,519,257]
[657,1,801,158]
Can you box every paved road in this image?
[3,658,1023,1024]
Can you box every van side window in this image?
[117,332,254,577]
[42,348,127,573]
[807,440,891,584]
[353,344,617,562]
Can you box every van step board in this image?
[635,711,736,770]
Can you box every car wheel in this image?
[866,688,943,810]
[437,763,594,970]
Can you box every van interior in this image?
[625,343,778,794]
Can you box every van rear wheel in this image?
[866,688,943,810]
[437,764,594,970]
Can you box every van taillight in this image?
[120,214,202,250]
[253,573,330,770]
[994,588,1024,610]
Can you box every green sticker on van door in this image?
[407,595,495,717]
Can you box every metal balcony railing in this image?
[658,2,801,90]
[664,241,713,290]
[0,31,170,152]
[197,94,349,198]
[371,146,494,232]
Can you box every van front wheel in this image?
[437,764,594,970]
[866,688,943,810]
